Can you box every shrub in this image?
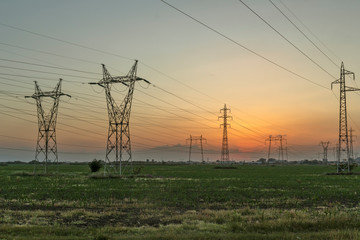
[89,159,102,173]
[94,235,109,240]
[133,166,143,175]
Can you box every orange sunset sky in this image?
[1,0,360,162]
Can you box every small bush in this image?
[133,166,143,175]
[89,159,102,173]
[94,235,109,240]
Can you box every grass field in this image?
[1,163,360,239]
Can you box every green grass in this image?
[0,163,360,239]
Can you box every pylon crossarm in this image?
[60,93,71,98]
[331,79,340,89]
[344,69,355,78]
[345,86,360,92]
[91,76,148,87]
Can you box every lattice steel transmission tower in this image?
[186,135,207,162]
[320,141,330,165]
[187,135,193,163]
[266,135,286,163]
[349,127,356,160]
[219,104,232,162]
[25,79,70,174]
[89,60,149,175]
[265,135,274,164]
[277,135,287,161]
[331,62,360,172]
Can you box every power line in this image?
[7,94,265,152]
[2,76,224,138]
[2,39,295,138]
[0,58,225,135]
[0,12,341,155]
[238,0,337,79]
[0,58,101,75]
[4,87,271,148]
[0,72,72,82]
[146,82,268,140]
[1,94,197,149]
[0,65,326,148]
[277,0,343,63]
[160,0,359,144]
[0,65,98,80]
[268,0,339,68]
[160,1,329,91]
[0,62,263,140]
[0,42,102,65]
[0,22,134,61]
[0,147,34,152]
[152,84,218,117]
[0,134,104,149]
[0,23,291,139]
[0,146,101,155]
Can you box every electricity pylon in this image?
[25,79,70,174]
[277,135,287,161]
[187,135,193,163]
[186,135,207,162]
[265,135,274,164]
[266,135,287,163]
[331,62,360,173]
[89,60,149,175]
[219,104,232,162]
[320,141,330,165]
[349,127,356,160]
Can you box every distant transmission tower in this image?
[277,135,287,161]
[320,141,330,165]
[266,135,287,163]
[331,62,360,172]
[186,135,207,162]
[265,135,274,164]
[349,127,356,160]
[219,104,232,162]
[25,79,70,174]
[187,135,193,163]
[89,60,149,175]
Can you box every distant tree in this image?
[309,160,319,165]
[302,159,309,164]
[89,159,102,173]
[268,158,276,164]
[14,161,25,164]
[257,158,266,164]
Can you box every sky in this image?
[1,0,360,163]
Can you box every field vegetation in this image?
[0,163,360,239]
